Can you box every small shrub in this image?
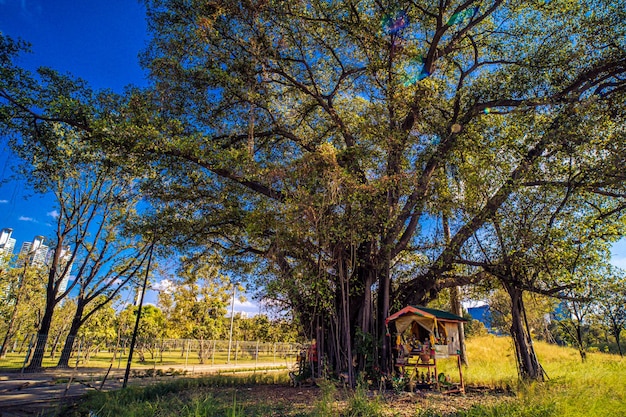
[344,377,384,417]
[312,379,338,417]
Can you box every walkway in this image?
[0,362,288,416]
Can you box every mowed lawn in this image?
[68,335,626,417]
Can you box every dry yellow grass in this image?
[435,335,626,417]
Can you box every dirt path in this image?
[0,362,286,416]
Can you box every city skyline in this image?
[1,228,72,293]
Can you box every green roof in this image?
[411,305,466,322]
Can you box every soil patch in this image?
[186,384,515,416]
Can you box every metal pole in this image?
[227,284,236,363]
[185,339,190,369]
[123,243,154,388]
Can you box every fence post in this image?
[235,340,239,365]
[255,340,259,370]
[212,340,216,366]
[75,336,82,368]
[117,340,124,369]
[185,339,190,369]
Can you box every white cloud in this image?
[234,299,257,308]
[0,200,8,204]
[233,298,259,315]
[47,210,59,219]
[18,216,36,222]
[152,278,175,293]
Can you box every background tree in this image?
[55,233,151,368]
[594,268,626,356]
[453,146,622,378]
[118,304,166,362]
[557,266,613,362]
[0,35,150,369]
[53,172,152,369]
[158,261,237,363]
[0,258,47,358]
[75,297,117,364]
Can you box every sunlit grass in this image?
[0,349,295,371]
[64,372,292,417]
[439,335,626,417]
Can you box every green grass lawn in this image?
[0,349,295,371]
[64,335,626,417]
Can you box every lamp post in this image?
[123,242,155,388]
[227,282,236,363]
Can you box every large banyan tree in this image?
[4,0,625,381]
[127,0,626,381]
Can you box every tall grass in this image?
[65,372,291,417]
[431,335,626,417]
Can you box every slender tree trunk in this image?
[0,266,28,358]
[443,215,468,365]
[355,243,374,372]
[450,286,468,366]
[338,251,355,386]
[613,326,623,357]
[49,323,67,359]
[56,302,85,368]
[576,324,587,362]
[506,283,543,381]
[377,255,391,373]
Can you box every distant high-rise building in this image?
[134,287,144,306]
[14,234,74,293]
[19,235,49,267]
[55,246,73,293]
[0,228,16,260]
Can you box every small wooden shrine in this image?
[386,305,467,393]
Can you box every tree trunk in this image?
[337,251,355,386]
[355,243,374,372]
[613,326,623,357]
[576,324,587,362]
[450,286,468,366]
[56,302,85,368]
[506,283,543,381]
[444,216,468,366]
[25,301,55,370]
[377,255,391,373]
